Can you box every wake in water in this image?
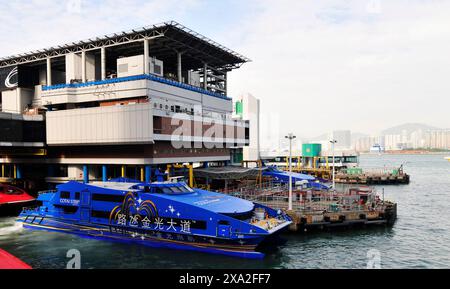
[0,218,23,236]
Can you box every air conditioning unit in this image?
[150,58,164,77]
[187,71,201,87]
[117,55,144,78]
[117,55,164,78]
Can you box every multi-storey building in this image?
[425,130,450,150]
[0,21,250,187]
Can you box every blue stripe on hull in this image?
[21,222,265,260]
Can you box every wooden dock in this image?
[286,203,397,232]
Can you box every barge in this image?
[335,166,410,185]
[17,180,291,259]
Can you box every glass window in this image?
[60,191,71,199]
[171,187,182,193]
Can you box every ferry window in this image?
[92,194,125,203]
[171,187,183,193]
[219,220,230,225]
[74,192,80,200]
[91,210,111,219]
[181,185,194,193]
[60,191,71,199]
[156,188,172,194]
[178,186,190,193]
[62,207,78,214]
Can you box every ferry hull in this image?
[18,217,281,259]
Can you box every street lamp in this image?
[330,139,337,191]
[286,133,296,211]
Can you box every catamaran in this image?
[18,180,291,259]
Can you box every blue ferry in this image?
[17,180,291,259]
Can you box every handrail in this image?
[42,74,231,101]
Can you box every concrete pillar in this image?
[203,63,208,90]
[145,166,152,183]
[47,165,55,178]
[83,165,89,184]
[188,163,194,188]
[101,47,106,80]
[121,165,126,178]
[16,165,22,179]
[81,51,87,83]
[102,165,108,182]
[177,52,182,83]
[46,58,52,86]
[144,39,150,75]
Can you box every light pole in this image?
[330,139,337,191]
[286,133,296,211]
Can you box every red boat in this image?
[0,184,35,216]
[0,249,32,269]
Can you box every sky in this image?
[0,0,449,143]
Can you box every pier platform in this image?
[222,184,397,233]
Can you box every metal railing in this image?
[219,182,388,215]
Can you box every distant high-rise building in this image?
[354,136,383,152]
[234,93,260,162]
[425,129,450,149]
[384,134,403,150]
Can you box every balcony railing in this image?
[42,74,231,101]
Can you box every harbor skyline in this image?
[0,0,449,274]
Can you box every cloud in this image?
[0,0,200,56]
[1,0,449,144]
[226,0,450,141]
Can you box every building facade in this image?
[0,21,250,187]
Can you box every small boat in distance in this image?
[18,180,292,259]
[0,184,36,216]
[370,144,385,154]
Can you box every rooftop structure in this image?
[0,21,251,188]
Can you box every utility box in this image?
[66,53,96,83]
[1,88,34,114]
[117,55,145,78]
[184,70,201,87]
[302,143,322,158]
[117,55,164,78]
[150,57,164,77]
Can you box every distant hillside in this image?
[381,123,440,135]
